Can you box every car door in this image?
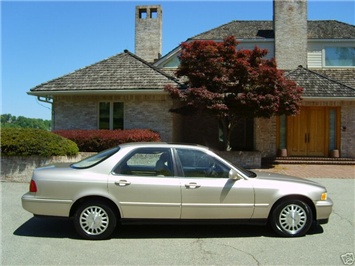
[108,147,181,219]
[175,148,254,219]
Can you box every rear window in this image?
[71,147,120,169]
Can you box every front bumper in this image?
[315,197,333,223]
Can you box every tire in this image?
[73,200,117,240]
[270,199,313,237]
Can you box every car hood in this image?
[253,171,325,188]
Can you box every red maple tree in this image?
[165,36,303,150]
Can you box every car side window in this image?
[113,148,173,177]
[176,149,230,178]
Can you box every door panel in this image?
[108,176,181,219]
[181,178,254,219]
[287,107,327,156]
[108,147,181,219]
[175,148,254,219]
[287,112,308,156]
[307,108,326,156]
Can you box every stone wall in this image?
[1,153,95,183]
[274,0,307,70]
[135,5,162,63]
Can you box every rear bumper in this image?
[22,193,72,217]
[315,197,333,223]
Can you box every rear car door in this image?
[175,148,254,219]
[108,147,181,219]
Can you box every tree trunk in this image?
[220,117,238,151]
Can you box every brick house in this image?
[28,1,355,160]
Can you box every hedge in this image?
[54,129,161,152]
[1,128,79,156]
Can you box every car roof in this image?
[118,142,209,150]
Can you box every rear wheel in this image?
[73,200,117,240]
[270,199,313,237]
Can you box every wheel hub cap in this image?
[279,204,307,234]
[80,206,109,235]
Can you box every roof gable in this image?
[30,50,181,93]
[286,66,355,98]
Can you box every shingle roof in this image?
[191,20,355,40]
[311,69,355,89]
[286,66,355,98]
[30,50,181,93]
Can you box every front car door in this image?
[108,147,181,219]
[175,148,254,219]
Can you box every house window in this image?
[325,47,355,67]
[99,102,124,130]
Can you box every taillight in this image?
[29,180,37,193]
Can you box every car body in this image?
[22,142,333,239]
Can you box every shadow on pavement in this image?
[14,217,324,240]
[14,217,80,239]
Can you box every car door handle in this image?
[185,182,201,189]
[115,180,131,187]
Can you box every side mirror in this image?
[229,169,243,180]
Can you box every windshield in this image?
[71,147,120,169]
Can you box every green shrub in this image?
[54,129,161,152]
[1,128,79,156]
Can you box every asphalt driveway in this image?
[1,178,354,265]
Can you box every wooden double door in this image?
[287,107,335,157]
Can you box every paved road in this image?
[1,179,354,265]
[254,164,355,179]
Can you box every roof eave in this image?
[27,89,168,97]
[303,96,355,101]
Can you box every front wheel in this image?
[73,201,117,240]
[270,199,313,237]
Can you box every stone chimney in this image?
[274,0,308,70]
[135,5,162,63]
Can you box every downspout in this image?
[37,96,53,104]
[37,96,54,130]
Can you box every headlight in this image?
[321,192,327,201]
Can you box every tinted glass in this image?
[176,148,230,178]
[113,148,173,176]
